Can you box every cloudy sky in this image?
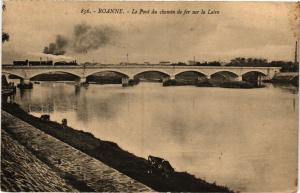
[2,1,299,64]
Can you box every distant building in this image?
[188,60,199,65]
[159,61,171,65]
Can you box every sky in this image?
[2,1,300,64]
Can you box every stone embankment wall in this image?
[1,111,153,192]
[1,130,78,192]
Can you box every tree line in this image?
[171,57,298,72]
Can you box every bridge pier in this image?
[17,78,33,89]
[76,77,88,87]
[122,75,138,87]
[257,76,262,86]
[79,77,88,85]
[162,77,170,83]
[206,75,211,79]
[235,75,243,81]
[162,75,176,86]
[21,78,31,84]
[263,75,271,81]
[257,75,269,86]
[122,77,129,87]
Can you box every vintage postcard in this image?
[1,1,299,192]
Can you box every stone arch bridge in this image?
[2,65,281,84]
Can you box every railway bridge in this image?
[2,65,281,85]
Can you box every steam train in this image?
[13,60,78,66]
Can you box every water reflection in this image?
[12,81,298,192]
[272,83,298,94]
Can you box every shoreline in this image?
[2,102,233,192]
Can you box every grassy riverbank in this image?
[2,102,233,192]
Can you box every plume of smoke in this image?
[72,23,118,53]
[43,35,68,55]
[43,23,119,55]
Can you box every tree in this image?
[2,32,9,42]
[207,61,221,66]
[2,3,9,43]
[227,57,268,66]
[227,57,246,66]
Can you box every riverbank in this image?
[2,102,233,192]
[266,72,298,86]
[2,111,152,192]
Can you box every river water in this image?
[11,81,298,192]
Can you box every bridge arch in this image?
[175,71,207,80]
[241,70,267,77]
[210,71,239,80]
[133,70,171,80]
[29,71,81,80]
[2,71,25,79]
[85,70,130,78]
[241,71,267,83]
[86,71,129,84]
[174,70,208,77]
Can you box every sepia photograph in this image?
[1,1,299,192]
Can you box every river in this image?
[10,81,298,192]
